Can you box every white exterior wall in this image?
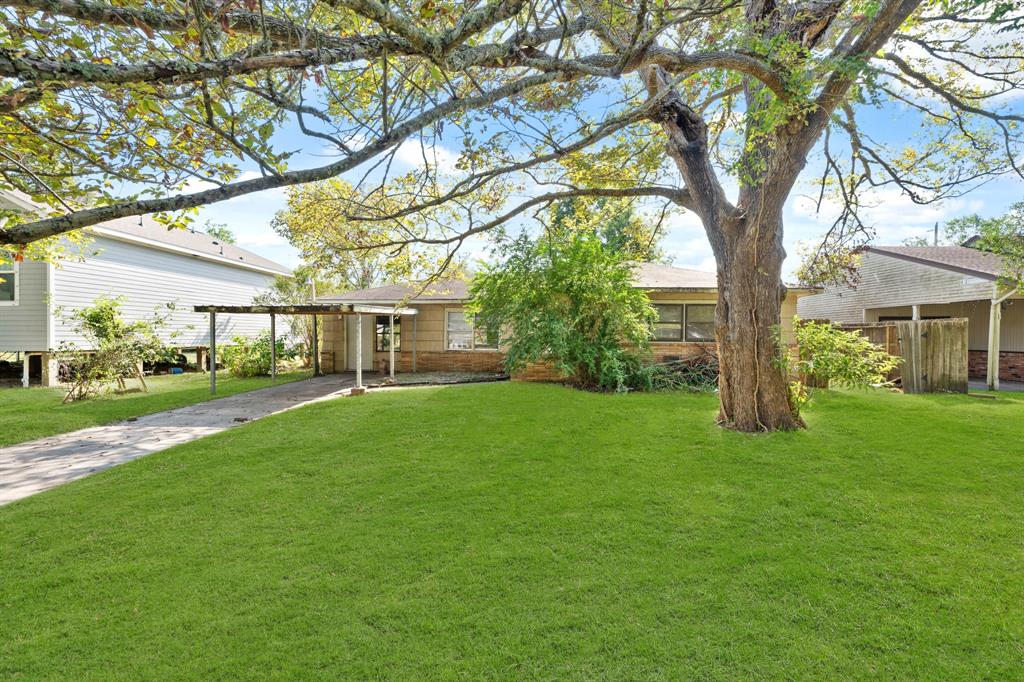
[50,236,280,349]
[797,251,1024,353]
[798,251,995,323]
[0,260,50,351]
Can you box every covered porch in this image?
[861,288,1023,390]
[194,303,417,395]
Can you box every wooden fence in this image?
[834,319,969,394]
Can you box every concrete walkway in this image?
[0,374,365,506]
[968,379,1024,393]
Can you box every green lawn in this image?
[0,370,307,446]
[2,384,1022,679]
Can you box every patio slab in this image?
[0,373,370,506]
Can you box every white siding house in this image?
[1,194,291,386]
[798,246,1023,388]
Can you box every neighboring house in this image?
[798,245,1023,385]
[316,262,816,379]
[0,192,291,387]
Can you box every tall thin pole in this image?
[311,314,320,376]
[209,311,217,395]
[412,315,418,373]
[355,314,363,388]
[270,313,277,383]
[389,314,396,380]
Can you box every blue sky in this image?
[194,85,1022,281]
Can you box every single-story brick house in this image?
[797,244,1023,388]
[316,262,816,378]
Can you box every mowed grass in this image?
[1,383,1022,679]
[0,370,308,446]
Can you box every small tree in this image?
[469,230,656,391]
[221,331,290,378]
[793,319,901,389]
[253,265,340,368]
[56,297,178,402]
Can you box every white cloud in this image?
[394,138,459,174]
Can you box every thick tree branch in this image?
[348,185,695,251]
[0,72,562,243]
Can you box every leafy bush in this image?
[793,318,901,388]
[469,230,657,392]
[55,296,178,402]
[221,331,292,377]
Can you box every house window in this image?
[0,261,17,305]
[446,310,498,350]
[685,304,716,341]
[653,303,716,342]
[375,315,401,351]
[653,304,683,340]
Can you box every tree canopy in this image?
[0,0,1017,251]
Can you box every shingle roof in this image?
[630,261,718,289]
[866,245,1003,280]
[94,215,292,276]
[319,279,470,303]
[324,262,730,304]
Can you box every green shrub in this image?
[55,297,179,402]
[793,318,901,388]
[221,331,291,378]
[469,230,657,392]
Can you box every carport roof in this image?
[193,304,417,315]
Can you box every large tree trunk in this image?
[711,212,803,432]
[643,65,803,432]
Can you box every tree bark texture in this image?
[646,65,802,432]
[712,211,803,431]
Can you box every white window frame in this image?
[652,301,716,343]
[0,260,18,306]
[444,307,498,352]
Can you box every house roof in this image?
[319,279,470,304]
[630,261,718,290]
[865,245,1003,281]
[1,189,291,277]
[91,215,292,276]
[322,262,816,304]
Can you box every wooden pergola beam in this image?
[194,304,353,315]
[192,304,418,316]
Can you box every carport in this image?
[193,303,418,394]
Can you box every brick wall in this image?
[372,350,505,373]
[510,361,569,383]
[968,350,1024,381]
[648,342,716,363]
